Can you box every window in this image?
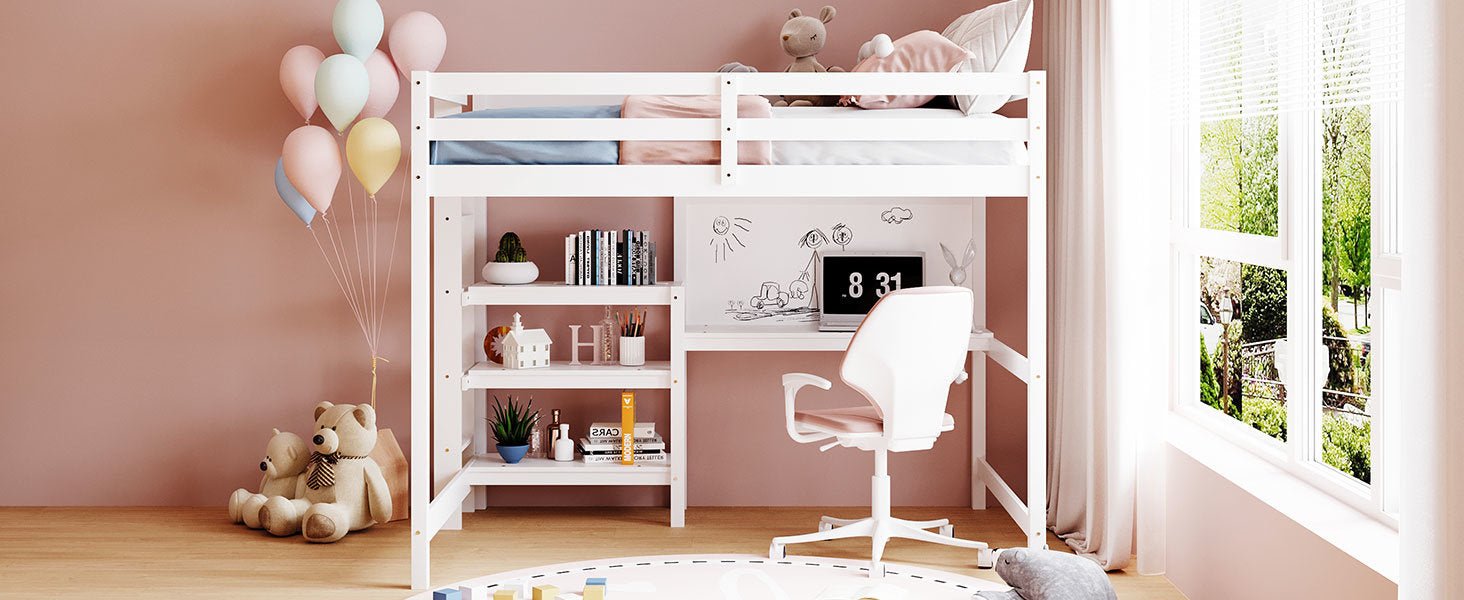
[1172,0,1402,521]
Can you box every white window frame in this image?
[1169,0,1401,529]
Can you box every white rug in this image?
[410,554,1007,600]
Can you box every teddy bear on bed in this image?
[228,428,308,529]
[775,5,844,106]
[258,402,392,543]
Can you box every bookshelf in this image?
[430,197,688,537]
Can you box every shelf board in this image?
[463,360,673,390]
[462,281,683,306]
[684,323,994,352]
[460,455,671,486]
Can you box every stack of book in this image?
[579,421,667,464]
[565,230,657,286]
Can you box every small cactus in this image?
[495,232,528,263]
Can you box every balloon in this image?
[315,54,370,133]
[274,158,317,226]
[332,0,383,61]
[360,49,399,119]
[388,11,447,77]
[345,118,401,197]
[282,125,341,215]
[279,45,325,123]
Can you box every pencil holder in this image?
[619,336,645,367]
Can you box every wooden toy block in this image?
[493,589,518,600]
[433,589,463,600]
[458,585,488,600]
[531,584,560,600]
[581,585,605,600]
[585,577,607,586]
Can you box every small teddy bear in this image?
[776,6,844,106]
[258,402,392,543]
[228,428,308,529]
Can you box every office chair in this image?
[770,286,994,576]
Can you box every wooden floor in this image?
[0,506,1184,599]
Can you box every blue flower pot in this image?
[496,444,530,464]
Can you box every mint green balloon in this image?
[333,0,383,61]
[315,54,369,133]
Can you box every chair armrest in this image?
[782,373,833,444]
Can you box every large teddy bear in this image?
[259,402,392,543]
[228,428,308,529]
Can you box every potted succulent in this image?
[489,395,539,464]
[481,232,539,285]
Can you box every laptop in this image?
[818,251,925,332]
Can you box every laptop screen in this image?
[820,253,924,316]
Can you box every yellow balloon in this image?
[345,117,401,196]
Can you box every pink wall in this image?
[0,0,1035,507]
[1164,450,1396,599]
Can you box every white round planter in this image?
[481,261,539,285]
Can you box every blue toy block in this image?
[434,589,463,600]
[585,577,607,586]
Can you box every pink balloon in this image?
[281,125,341,215]
[280,45,325,123]
[388,11,446,77]
[360,49,400,119]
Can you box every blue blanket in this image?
[430,104,621,165]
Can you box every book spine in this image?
[649,241,657,285]
[579,440,666,452]
[582,452,667,464]
[620,391,635,465]
[565,235,574,285]
[579,231,589,286]
[586,422,657,439]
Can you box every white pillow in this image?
[941,0,1034,114]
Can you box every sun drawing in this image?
[710,215,752,263]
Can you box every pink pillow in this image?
[844,30,975,109]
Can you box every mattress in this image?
[429,104,620,166]
[770,106,1029,166]
[428,104,1028,166]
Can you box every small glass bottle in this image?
[546,409,563,450]
[527,414,544,459]
[599,306,618,364]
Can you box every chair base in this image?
[770,513,996,576]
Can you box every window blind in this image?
[1175,0,1403,122]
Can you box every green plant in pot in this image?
[482,232,539,285]
[489,395,538,464]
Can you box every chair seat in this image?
[794,406,955,436]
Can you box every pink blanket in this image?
[620,95,772,165]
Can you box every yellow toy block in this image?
[493,589,517,600]
[531,584,559,600]
[582,584,605,600]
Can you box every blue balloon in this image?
[274,158,317,226]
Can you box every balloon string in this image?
[375,171,410,346]
[310,225,369,345]
[323,214,371,345]
[369,355,391,410]
[346,173,369,349]
[322,214,362,323]
[369,193,380,350]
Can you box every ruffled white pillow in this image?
[942,0,1034,114]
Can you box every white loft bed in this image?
[409,70,1047,590]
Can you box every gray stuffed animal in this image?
[775,6,844,106]
[974,549,1117,600]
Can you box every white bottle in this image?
[554,423,574,462]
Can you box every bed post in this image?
[720,73,740,185]
[1025,71,1049,549]
[410,70,432,590]
[971,193,989,511]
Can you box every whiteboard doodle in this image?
[676,197,975,327]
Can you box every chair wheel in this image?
[819,522,833,532]
[769,542,786,560]
[939,524,955,538]
[977,547,997,569]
